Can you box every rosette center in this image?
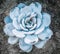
[24,12,37,30]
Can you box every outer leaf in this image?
[4,16,12,24]
[42,13,51,27]
[4,23,14,36]
[38,28,53,40]
[24,35,38,45]
[8,37,18,44]
[35,40,47,48]
[19,39,32,52]
[17,3,26,9]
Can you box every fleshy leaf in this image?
[35,40,47,48]
[24,35,38,45]
[17,3,26,9]
[20,6,32,15]
[12,29,25,38]
[4,16,12,24]
[13,18,20,29]
[23,30,35,34]
[35,24,45,34]
[4,23,14,36]
[36,14,42,28]
[30,3,41,14]
[42,13,51,27]
[19,39,32,52]
[38,28,53,40]
[30,24,36,30]
[21,18,26,28]
[8,37,18,44]
[20,23,28,31]
[35,2,42,12]
[10,7,19,20]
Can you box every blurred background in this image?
[0,0,60,54]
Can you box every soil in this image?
[0,0,60,54]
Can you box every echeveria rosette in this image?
[4,2,53,52]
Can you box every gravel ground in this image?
[0,0,60,54]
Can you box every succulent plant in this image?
[4,2,53,52]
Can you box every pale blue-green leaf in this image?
[36,16,42,28]
[10,7,19,20]
[13,18,20,29]
[19,39,32,52]
[20,6,32,15]
[24,35,38,45]
[4,16,12,24]
[8,37,18,44]
[17,3,26,9]
[35,40,47,48]
[18,13,25,23]
[4,23,14,36]
[35,2,42,12]
[22,19,26,28]
[22,30,35,34]
[35,24,45,34]
[42,13,51,27]
[30,24,36,30]
[12,29,25,38]
[38,28,53,40]
[29,3,41,13]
